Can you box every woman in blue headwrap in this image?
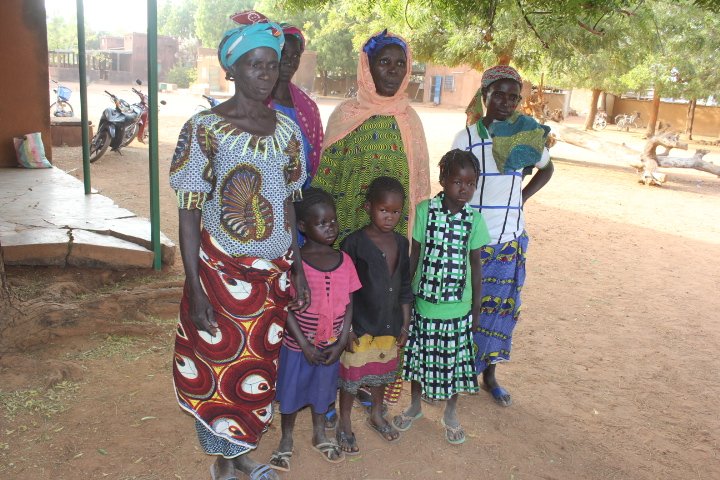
[169,10,309,480]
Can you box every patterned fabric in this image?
[487,112,551,173]
[452,126,549,245]
[173,229,293,453]
[195,419,248,458]
[318,31,430,236]
[482,65,522,90]
[220,11,283,72]
[314,115,409,245]
[338,334,398,394]
[415,193,473,304]
[169,111,306,260]
[282,253,361,351]
[268,82,323,180]
[473,232,528,373]
[362,29,407,58]
[412,198,490,319]
[403,311,478,399]
[280,23,305,51]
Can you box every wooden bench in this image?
[50,118,93,147]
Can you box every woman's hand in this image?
[344,331,360,353]
[288,269,311,313]
[189,289,218,336]
[301,343,327,366]
[323,341,345,365]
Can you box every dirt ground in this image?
[1,85,719,479]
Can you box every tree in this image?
[158,0,197,40]
[257,0,360,94]
[46,15,77,51]
[195,0,254,47]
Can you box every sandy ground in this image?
[1,83,720,479]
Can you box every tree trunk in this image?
[685,98,697,140]
[645,88,661,138]
[584,88,602,131]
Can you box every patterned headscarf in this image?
[465,65,550,173]
[481,65,522,89]
[466,65,524,126]
[219,10,284,72]
[362,29,407,59]
[280,23,305,51]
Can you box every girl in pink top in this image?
[270,188,361,472]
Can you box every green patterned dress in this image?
[311,115,410,245]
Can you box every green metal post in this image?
[147,0,162,270]
[76,0,91,194]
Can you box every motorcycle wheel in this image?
[89,130,111,163]
[121,124,138,148]
[50,101,74,117]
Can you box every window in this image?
[443,75,455,92]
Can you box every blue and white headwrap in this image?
[362,29,407,59]
[218,19,284,72]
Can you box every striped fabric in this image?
[338,334,398,395]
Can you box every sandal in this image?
[312,441,345,463]
[392,411,423,432]
[324,407,338,430]
[365,418,400,443]
[268,451,292,472]
[440,418,466,445]
[481,384,512,407]
[335,429,360,456]
[248,464,278,480]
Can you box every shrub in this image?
[166,65,197,88]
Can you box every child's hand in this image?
[344,331,359,353]
[323,342,344,365]
[396,329,409,348]
[301,344,327,365]
[472,314,480,331]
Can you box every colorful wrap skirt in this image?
[473,231,528,373]
[403,311,478,400]
[338,334,398,395]
[173,229,292,457]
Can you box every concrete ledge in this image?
[2,229,69,266]
[69,229,154,269]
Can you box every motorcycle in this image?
[122,80,167,148]
[50,79,74,117]
[196,94,220,113]
[88,80,164,163]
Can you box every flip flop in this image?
[335,429,361,456]
[312,441,345,463]
[210,460,239,480]
[392,411,423,432]
[483,385,512,407]
[324,407,338,430]
[248,464,277,480]
[365,418,400,443]
[440,418,466,445]
[268,450,292,472]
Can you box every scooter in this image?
[89,81,165,162]
[88,89,138,163]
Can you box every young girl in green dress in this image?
[393,149,490,445]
